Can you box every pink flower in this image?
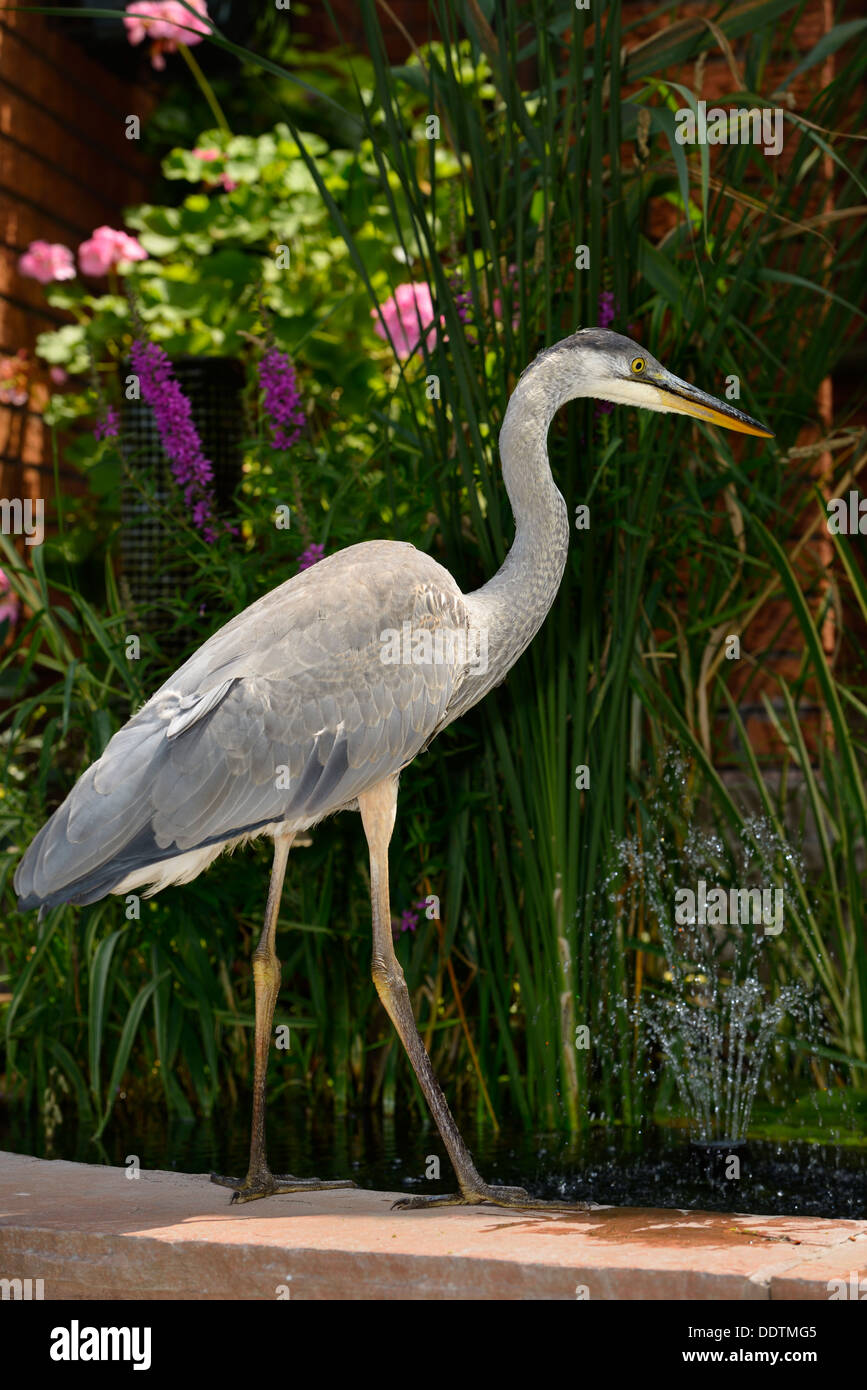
[78,226,147,277]
[18,241,76,284]
[124,1,209,69]
[0,350,31,406]
[0,568,20,628]
[492,263,520,330]
[372,283,442,359]
[192,148,237,192]
[49,366,69,386]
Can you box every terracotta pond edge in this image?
[1,1150,865,1300]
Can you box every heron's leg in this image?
[211,830,355,1204]
[360,777,581,1214]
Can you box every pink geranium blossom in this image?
[18,241,76,284]
[372,283,442,359]
[124,1,210,70]
[192,148,237,192]
[78,227,147,277]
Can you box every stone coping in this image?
[1,1150,865,1300]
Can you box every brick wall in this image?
[0,9,155,514]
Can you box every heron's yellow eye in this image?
[631,357,646,374]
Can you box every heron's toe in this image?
[209,1170,356,1203]
[393,1183,590,1213]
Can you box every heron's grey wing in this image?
[145,633,457,851]
[15,541,471,909]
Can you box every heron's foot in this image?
[210,1169,357,1205]
[392,1182,590,1213]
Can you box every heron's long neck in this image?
[465,357,573,688]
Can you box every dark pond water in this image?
[2,1103,864,1219]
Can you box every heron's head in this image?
[529,327,773,438]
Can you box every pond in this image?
[2,1104,864,1221]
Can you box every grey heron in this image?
[15,328,773,1209]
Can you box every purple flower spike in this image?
[448,272,474,325]
[130,339,224,542]
[257,347,306,451]
[94,405,119,440]
[598,290,618,329]
[298,542,324,572]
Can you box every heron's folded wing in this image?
[14,547,469,908]
[146,646,456,850]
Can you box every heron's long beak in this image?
[652,370,774,438]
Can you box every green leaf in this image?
[88,929,123,1106]
[776,19,867,89]
[95,973,170,1138]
